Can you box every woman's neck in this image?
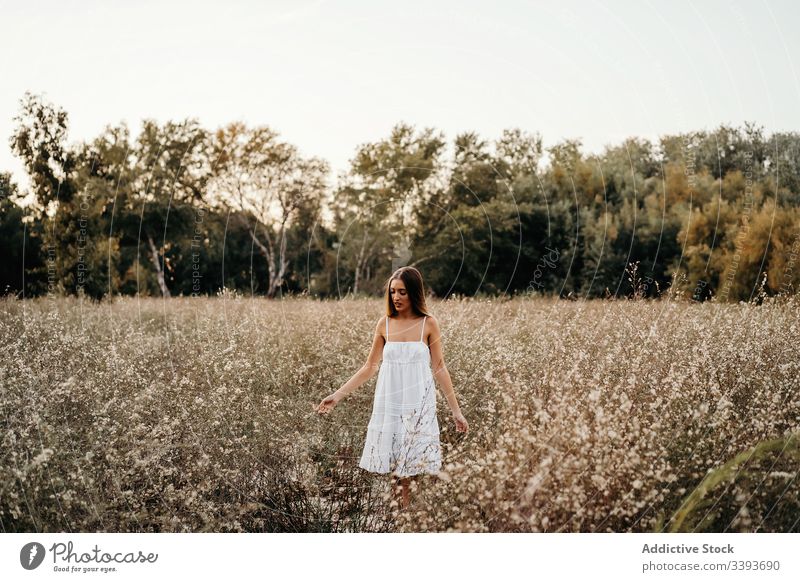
[393,312,421,320]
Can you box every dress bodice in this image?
[383,315,429,366]
[382,341,431,365]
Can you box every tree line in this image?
[1,91,799,302]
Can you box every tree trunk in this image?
[241,214,288,299]
[269,226,289,298]
[249,221,284,298]
[354,229,369,295]
[249,227,272,295]
[146,234,171,298]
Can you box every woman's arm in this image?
[427,316,465,419]
[316,317,385,415]
[332,317,385,400]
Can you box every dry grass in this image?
[1,292,798,532]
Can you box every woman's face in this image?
[390,280,409,312]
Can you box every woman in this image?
[315,266,468,511]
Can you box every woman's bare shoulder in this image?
[375,315,388,332]
[426,314,441,330]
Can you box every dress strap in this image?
[385,316,389,341]
[420,316,427,342]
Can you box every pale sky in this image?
[2,0,799,200]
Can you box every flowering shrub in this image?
[1,294,797,532]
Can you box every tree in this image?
[9,91,77,210]
[114,119,213,297]
[9,93,84,295]
[334,122,446,294]
[210,122,329,297]
[0,174,41,296]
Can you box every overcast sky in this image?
[2,0,799,198]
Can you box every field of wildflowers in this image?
[1,293,798,532]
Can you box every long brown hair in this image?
[384,267,431,318]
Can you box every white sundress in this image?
[358,315,442,477]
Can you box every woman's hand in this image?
[315,392,341,415]
[452,410,469,433]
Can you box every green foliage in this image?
[4,93,800,302]
[661,433,800,533]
